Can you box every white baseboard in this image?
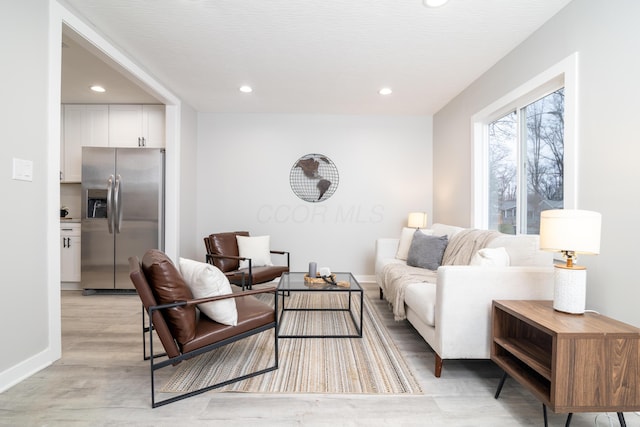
[355,274,377,284]
[0,348,56,393]
[61,281,82,291]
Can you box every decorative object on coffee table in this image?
[303,273,350,288]
[308,261,317,277]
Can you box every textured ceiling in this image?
[61,0,572,114]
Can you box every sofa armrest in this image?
[433,265,554,359]
[375,238,399,274]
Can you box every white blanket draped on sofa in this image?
[381,229,501,321]
[380,264,436,321]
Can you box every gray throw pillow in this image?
[406,231,449,270]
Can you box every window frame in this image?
[470,53,578,233]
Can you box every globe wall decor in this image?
[290,153,339,202]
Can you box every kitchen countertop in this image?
[60,218,81,223]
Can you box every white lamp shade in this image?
[407,212,428,229]
[539,209,601,255]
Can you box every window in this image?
[488,89,565,234]
[472,53,577,235]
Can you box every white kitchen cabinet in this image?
[61,104,165,182]
[60,223,81,282]
[142,104,165,147]
[108,104,165,147]
[61,104,108,182]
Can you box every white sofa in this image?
[375,223,554,377]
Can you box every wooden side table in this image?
[491,300,640,426]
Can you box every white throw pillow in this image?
[178,258,238,326]
[469,247,510,267]
[236,235,273,269]
[396,227,434,260]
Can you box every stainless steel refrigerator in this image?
[81,147,165,291]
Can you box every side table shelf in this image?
[492,341,551,405]
[491,300,640,425]
[493,337,552,379]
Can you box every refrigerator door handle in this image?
[107,174,115,234]
[114,174,122,234]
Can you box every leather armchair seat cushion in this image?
[208,231,249,272]
[181,294,275,354]
[142,249,196,345]
[227,265,289,285]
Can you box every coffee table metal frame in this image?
[276,272,363,338]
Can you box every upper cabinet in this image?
[61,104,109,183]
[142,105,166,147]
[108,104,165,147]
[61,104,165,182]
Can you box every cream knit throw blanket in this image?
[381,264,437,320]
[442,229,502,266]
[382,229,501,321]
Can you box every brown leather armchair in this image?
[204,231,289,289]
[129,249,278,407]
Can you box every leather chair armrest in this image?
[150,286,277,310]
[206,253,244,262]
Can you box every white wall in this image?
[179,104,199,259]
[1,0,197,392]
[433,0,640,326]
[196,113,432,276]
[0,0,58,390]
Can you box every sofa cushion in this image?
[487,234,552,266]
[396,227,434,260]
[407,232,449,270]
[405,283,436,327]
[142,249,196,345]
[181,294,276,354]
[431,223,465,239]
[470,247,510,266]
[179,258,238,326]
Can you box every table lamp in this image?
[407,212,428,229]
[539,209,601,314]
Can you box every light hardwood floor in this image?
[1,283,637,426]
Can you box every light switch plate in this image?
[12,158,33,182]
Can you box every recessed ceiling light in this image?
[239,85,253,93]
[424,0,449,7]
[90,85,106,93]
[378,87,393,96]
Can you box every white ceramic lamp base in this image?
[553,266,586,314]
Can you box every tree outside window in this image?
[488,88,564,234]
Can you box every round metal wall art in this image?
[289,153,339,202]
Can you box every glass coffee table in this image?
[276,272,363,338]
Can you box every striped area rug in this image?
[160,292,422,394]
